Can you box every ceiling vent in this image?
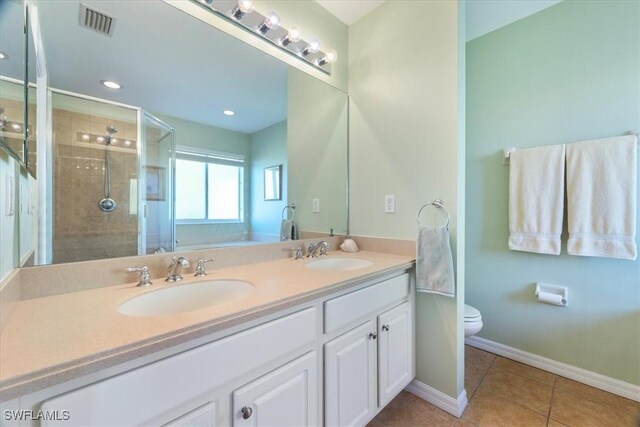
[79,4,115,37]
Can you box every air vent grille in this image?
[79,4,115,37]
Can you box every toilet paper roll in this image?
[537,291,565,306]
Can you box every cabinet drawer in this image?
[324,274,409,334]
[41,307,317,426]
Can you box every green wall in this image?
[349,0,464,398]
[466,0,640,385]
[249,120,287,240]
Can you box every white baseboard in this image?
[405,379,468,418]
[466,336,640,403]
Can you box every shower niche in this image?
[51,93,175,264]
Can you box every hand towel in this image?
[566,135,637,260]
[280,219,293,241]
[509,144,565,255]
[416,225,455,297]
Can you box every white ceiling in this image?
[466,0,562,41]
[34,0,288,134]
[316,0,385,25]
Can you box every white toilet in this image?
[464,304,483,338]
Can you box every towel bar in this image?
[503,131,639,164]
[282,204,296,221]
[417,199,450,228]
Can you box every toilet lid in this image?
[464,304,481,320]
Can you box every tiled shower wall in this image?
[52,107,138,264]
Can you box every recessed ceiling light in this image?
[223,110,236,116]
[0,51,8,60]
[100,80,121,89]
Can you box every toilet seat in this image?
[464,304,481,322]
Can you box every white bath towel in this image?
[508,144,565,255]
[566,135,637,260]
[280,219,293,241]
[416,225,455,297]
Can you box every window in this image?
[175,148,244,222]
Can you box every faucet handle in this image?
[125,266,152,287]
[319,242,330,256]
[290,247,303,260]
[195,257,215,277]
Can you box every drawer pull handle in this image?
[241,406,253,419]
[369,332,377,340]
[382,324,390,332]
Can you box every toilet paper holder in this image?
[535,283,568,306]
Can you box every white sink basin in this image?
[118,280,254,317]
[304,257,374,271]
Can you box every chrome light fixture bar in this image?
[194,0,336,75]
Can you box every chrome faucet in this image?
[194,257,215,277]
[166,256,190,282]
[307,241,329,258]
[125,266,152,287]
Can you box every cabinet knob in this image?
[241,406,253,419]
[382,324,390,332]
[369,332,377,340]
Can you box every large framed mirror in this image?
[19,0,348,266]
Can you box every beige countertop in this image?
[0,251,414,400]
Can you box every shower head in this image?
[106,125,118,135]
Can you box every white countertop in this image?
[0,251,414,400]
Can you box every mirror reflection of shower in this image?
[98,125,118,212]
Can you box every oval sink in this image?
[304,257,374,271]
[118,280,254,317]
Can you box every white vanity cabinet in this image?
[324,321,377,427]
[23,269,413,427]
[232,351,318,427]
[324,274,414,427]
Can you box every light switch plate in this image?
[312,198,320,213]
[384,194,395,214]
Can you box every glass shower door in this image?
[140,112,175,255]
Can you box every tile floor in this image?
[368,345,640,427]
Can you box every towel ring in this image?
[282,204,296,221]
[417,199,450,228]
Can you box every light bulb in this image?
[280,25,302,46]
[100,80,121,89]
[258,12,280,34]
[96,136,105,143]
[231,0,255,20]
[0,51,8,60]
[81,134,90,141]
[301,38,320,56]
[124,140,132,146]
[317,49,338,66]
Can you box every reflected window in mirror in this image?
[264,165,282,201]
[175,149,244,223]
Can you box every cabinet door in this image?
[378,301,413,407]
[163,402,217,427]
[325,321,377,427]
[232,351,318,427]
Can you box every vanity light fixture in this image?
[301,38,320,57]
[317,49,338,66]
[0,51,8,60]
[223,110,236,116]
[194,0,337,74]
[231,0,255,21]
[279,26,301,47]
[100,80,121,90]
[257,12,280,34]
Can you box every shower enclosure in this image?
[48,90,175,264]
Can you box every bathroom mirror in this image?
[21,0,348,265]
[264,165,282,201]
[0,0,27,164]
